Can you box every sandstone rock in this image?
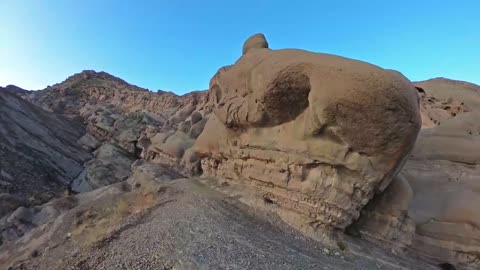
[242,33,269,55]
[127,162,181,188]
[195,34,421,236]
[71,143,135,192]
[414,78,480,113]
[190,111,203,125]
[189,117,208,139]
[142,129,202,176]
[27,71,208,120]
[415,86,469,128]
[411,112,480,164]
[177,120,191,133]
[401,112,480,269]
[158,131,194,159]
[350,175,415,251]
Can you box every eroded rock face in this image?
[195,34,421,235]
[71,144,135,192]
[27,70,208,120]
[415,86,469,128]
[350,174,415,251]
[403,112,480,269]
[0,92,91,206]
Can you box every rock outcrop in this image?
[403,112,480,269]
[416,85,469,128]
[0,91,91,208]
[23,70,211,180]
[26,70,208,119]
[415,78,480,112]
[195,34,421,238]
[349,76,480,269]
[0,85,31,97]
[71,144,136,192]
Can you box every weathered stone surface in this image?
[242,33,269,55]
[78,133,101,152]
[350,175,415,251]
[415,86,469,128]
[0,194,26,219]
[402,112,480,269]
[26,70,208,120]
[71,144,135,192]
[0,91,91,205]
[415,77,480,113]
[195,34,421,236]
[144,131,202,176]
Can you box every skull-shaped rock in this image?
[195,34,421,233]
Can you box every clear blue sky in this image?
[1,1,479,94]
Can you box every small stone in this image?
[322,248,330,255]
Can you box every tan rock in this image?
[351,174,415,251]
[242,33,269,55]
[402,112,480,269]
[195,34,421,235]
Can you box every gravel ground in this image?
[8,179,439,270]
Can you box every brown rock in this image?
[402,112,480,269]
[351,174,415,251]
[242,33,269,55]
[195,34,421,236]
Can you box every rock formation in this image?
[0,91,91,209]
[0,85,31,97]
[355,79,480,269]
[415,85,469,128]
[1,34,479,270]
[27,70,207,119]
[404,112,480,269]
[195,34,422,238]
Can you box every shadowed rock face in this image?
[0,85,31,97]
[195,34,422,235]
[0,92,91,208]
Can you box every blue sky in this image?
[1,1,479,94]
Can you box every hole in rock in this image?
[438,263,456,270]
[263,197,275,204]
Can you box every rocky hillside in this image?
[1,34,479,270]
[415,77,480,111]
[0,91,91,214]
[0,85,31,97]
[27,70,208,119]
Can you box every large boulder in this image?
[195,34,421,236]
